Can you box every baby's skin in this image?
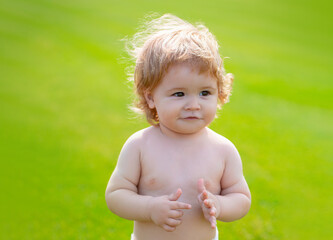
[106,63,251,240]
[106,126,251,240]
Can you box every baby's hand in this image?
[149,188,192,232]
[197,178,220,228]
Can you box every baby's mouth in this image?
[183,116,200,120]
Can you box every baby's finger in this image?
[201,190,208,201]
[197,178,206,193]
[171,201,192,210]
[210,207,216,216]
[168,188,182,201]
[169,210,183,219]
[166,218,182,227]
[204,199,213,208]
[162,224,176,232]
[197,194,203,203]
[209,216,217,228]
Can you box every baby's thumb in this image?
[197,178,206,193]
[168,188,182,201]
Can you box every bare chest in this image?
[138,142,225,199]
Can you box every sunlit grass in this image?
[0,0,332,239]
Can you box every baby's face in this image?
[146,62,218,135]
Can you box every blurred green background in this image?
[0,0,332,239]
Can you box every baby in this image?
[105,14,251,240]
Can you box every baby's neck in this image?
[157,124,208,141]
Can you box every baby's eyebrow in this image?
[201,86,216,89]
[168,88,186,92]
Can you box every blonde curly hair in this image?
[125,13,233,125]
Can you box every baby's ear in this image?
[144,91,155,109]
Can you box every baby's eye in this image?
[200,90,211,96]
[172,92,184,97]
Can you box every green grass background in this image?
[0,0,332,239]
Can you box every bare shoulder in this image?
[206,128,239,157]
[115,127,156,168]
[123,126,157,148]
[106,127,157,193]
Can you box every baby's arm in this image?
[105,135,150,221]
[198,142,251,225]
[105,134,191,231]
[217,143,251,222]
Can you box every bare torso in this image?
[133,126,227,240]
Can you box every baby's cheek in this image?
[206,107,217,123]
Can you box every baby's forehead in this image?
[165,62,216,79]
[162,61,214,78]
[158,62,218,88]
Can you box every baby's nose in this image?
[185,97,201,110]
